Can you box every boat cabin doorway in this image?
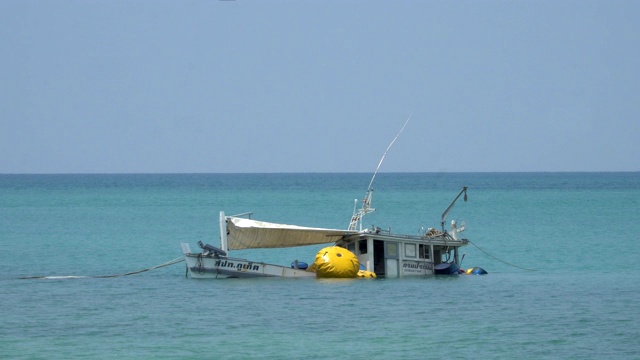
[373,240,385,276]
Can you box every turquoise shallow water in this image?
[1,173,640,359]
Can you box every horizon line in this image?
[1,170,638,176]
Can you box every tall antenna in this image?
[348,114,412,231]
[367,114,412,191]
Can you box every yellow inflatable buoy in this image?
[314,246,359,278]
[357,270,377,278]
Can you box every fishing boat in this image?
[181,185,470,279]
[181,116,475,278]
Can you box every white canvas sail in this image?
[226,217,357,250]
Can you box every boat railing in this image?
[230,211,253,219]
[358,226,466,244]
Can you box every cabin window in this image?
[347,243,355,253]
[386,242,398,258]
[418,244,430,259]
[358,240,368,254]
[405,243,416,258]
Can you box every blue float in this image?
[465,266,488,275]
[290,261,308,270]
[434,262,460,275]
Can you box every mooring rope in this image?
[468,240,537,272]
[18,256,185,280]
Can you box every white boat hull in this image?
[183,253,316,279]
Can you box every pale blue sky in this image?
[1,0,638,173]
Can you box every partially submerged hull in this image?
[182,228,469,279]
[182,244,315,279]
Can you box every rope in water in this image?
[18,256,185,280]
[468,240,537,272]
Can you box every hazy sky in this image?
[2,0,638,173]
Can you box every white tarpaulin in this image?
[226,217,357,250]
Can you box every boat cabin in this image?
[336,227,467,277]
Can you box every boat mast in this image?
[348,114,411,231]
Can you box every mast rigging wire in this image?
[468,240,537,272]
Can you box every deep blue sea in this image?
[1,173,639,359]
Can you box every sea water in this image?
[1,173,639,359]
